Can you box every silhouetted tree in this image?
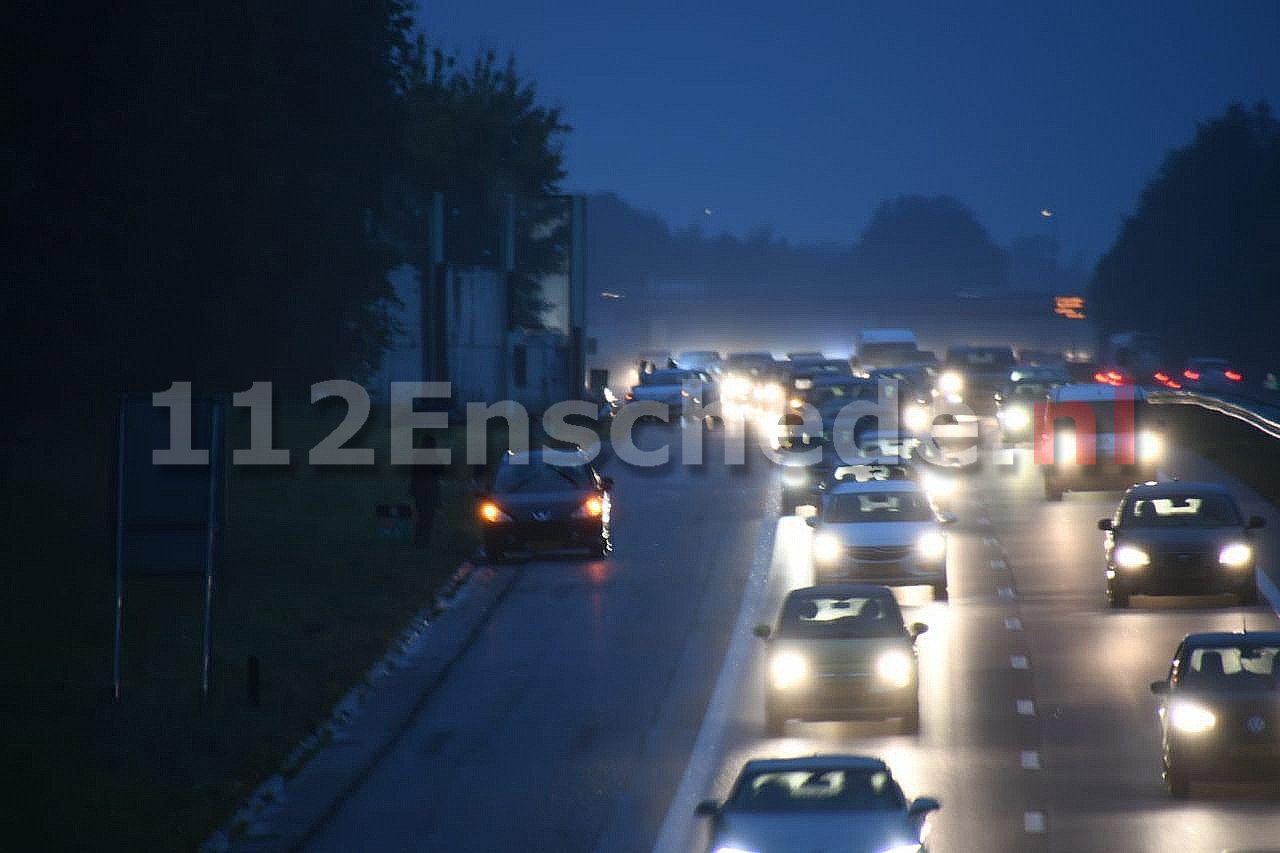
[1090,103,1280,365]
[853,195,1009,293]
[393,43,570,328]
[3,1,414,410]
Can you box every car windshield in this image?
[779,593,904,639]
[494,462,592,494]
[1180,645,1280,690]
[1051,400,1145,435]
[1011,381,1057,398]
[949,348,1015,368]
[825,491,932,523]
[1122,494,1241,527]
[727,768,905,813]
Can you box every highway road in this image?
[301,422,1280,853]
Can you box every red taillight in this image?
[1153,371,1169,383]
[1166,380,1182,389]
[625,391,634,400]
[1183,369,1201,381]
[1094,372,1109,384]
[1225,370,1243,382]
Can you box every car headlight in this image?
[875,650,913,688]
[724,376,750,397]
[769,652,809,689]
[938,371,963,395]
[813,533,841,563]
[903,404,930,433]
[1113,545,1150,569]
[1054,432,1077,465]
[1219,542,1252,568]
[1001,406,1031,431]
[920,471,955,499]
[782,468,808,487]
[1138,431,1163,462]
[789,397,803,409]
[479,501,513,524]
[917,530,947,561]
[1170,700,1216,734]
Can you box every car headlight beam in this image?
[1113,545,1150,569]
[1138,431,1163,462]
[769,652,809,690]
[1001,406,1031,431]
[938,371,963,395]
[812,533,841,563]
[1170,700,1216,734]
[916,530,947,561]
[903,404,930,433]
[1219,542,1252,568]
[875,650,913,689]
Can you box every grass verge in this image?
[1,395,477,850]
[1160,404,1280,505]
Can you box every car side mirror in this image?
[694,799,719,817]
[1248,515,1266,530]
[938,512,957,525]
[1097,519,1113,532]
[1149,680,1169,695]
[907,796,941,817]
[752,624,772,640]
[805,516,819,528]
[909,622,929,638]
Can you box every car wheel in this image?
[765,702,786,736]
[1043,478,1063,501]
[932,580,949,602]
[1166,762,1190,799]
[1107,584,1130,609]
[901,700,921,734]
[1238,581,1259,606]
[590,536,611,558]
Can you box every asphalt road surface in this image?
[302,421,1280,853]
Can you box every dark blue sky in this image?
[418,1,1280,263]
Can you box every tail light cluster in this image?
[573,495,606,519]
[1094,370,1128,387]
[1152,371,1182,389]
[1224,369,1243,382]
[1183,369,1201,381]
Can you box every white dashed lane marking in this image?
[1011,655,1030,670]
[997,586,1016,599]
[1024,811,1047,834]
[990,559,1007,571]
[1005,617,1022,631]
[1021,750,1042,770]
[1016,699,1036,716]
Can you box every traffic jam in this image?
[478,329,1280,853]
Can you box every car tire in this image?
[1166,762,1190,799]
[932,580,949,602]
[1238,581,1260,606]
[901,700,921,734]
[1044,478,1063,501]
[765,709,786,737]
[590,537,611,559]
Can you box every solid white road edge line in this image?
[649,516,779,853]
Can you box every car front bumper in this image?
[484,519,606,554]
[768,677,917,721]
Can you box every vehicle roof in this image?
[726,351,774,361]
[836,456,912,469]
[812,374,866,386]
[859,329,916,344]
[787,583,897,599]
[502,448,591,466]
[1125,480,1232,497]
[642,368,695,381]
[678,349,721,359]
[830,479,924,496]
[740,755,889,774]
[1049,384,1149,402]
[947,344,1014,354]
[1182,631,1280,647]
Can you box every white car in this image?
[807,480,954,600]
[696,754,940,853]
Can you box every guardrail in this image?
[1147,388,1280,441]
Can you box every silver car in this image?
[807,480,954,601]
[696,755,940,853]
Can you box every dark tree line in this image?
[1091,103,1280,366]
[2,3,567,420]
[587,191,1014,305]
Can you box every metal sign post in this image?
[113,390,226,701]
